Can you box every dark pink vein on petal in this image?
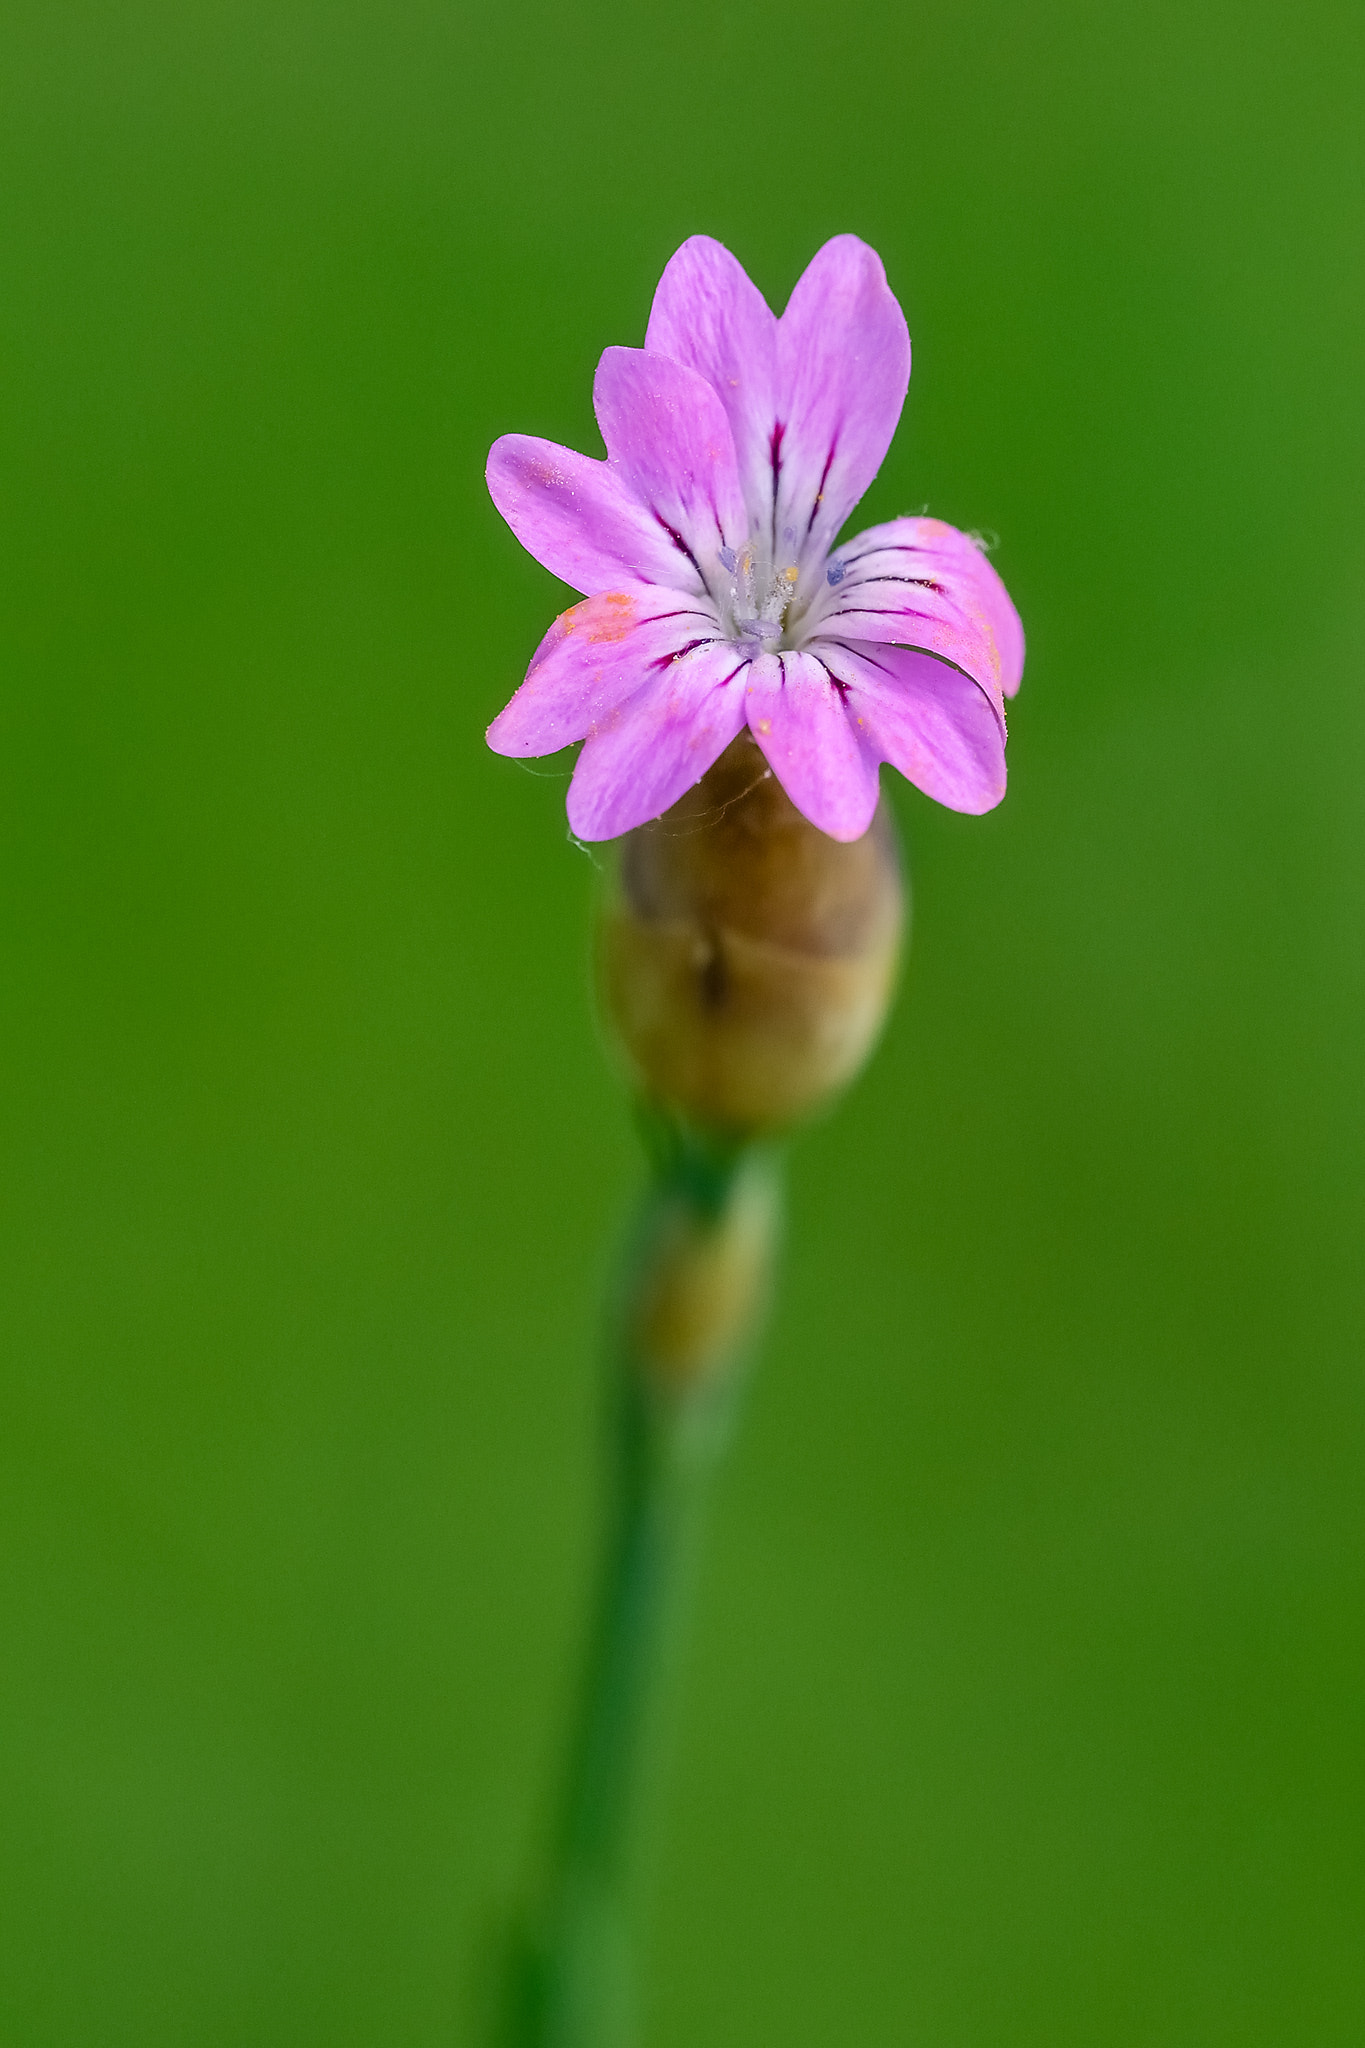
[804,435,840,542]
[768,422,785,551]
[838,575,944,592]
[837,545,935,569]
[655,636,721,665]
[822,638,1007,733]
[651,512,707,582]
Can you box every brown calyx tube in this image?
[598,731,906,1393]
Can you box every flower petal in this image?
[743,650,881,842]
[817,639,1007,814]
[824,516,1025,698]
[593,347,748,586]
[566,640,751,840]
[806,561,1002,707]
[487,586,721,757]
[774,238,911,574]
[487,434,706,597]
[644,236,780,542]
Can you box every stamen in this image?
[725,539,802,648]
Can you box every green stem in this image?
[500,1132,772,2048]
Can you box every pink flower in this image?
[485,236,1024,843]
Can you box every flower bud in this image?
[597,733,905,1138]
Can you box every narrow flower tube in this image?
[598,731,905,1138]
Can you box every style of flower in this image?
[485,236,1023,842]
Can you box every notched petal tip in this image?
[819,642,1009,819]
[773,237,912,562]
[944,743,1008,816]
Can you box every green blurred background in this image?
[2,1,1363,2041]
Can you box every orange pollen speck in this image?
[562,591,636,645]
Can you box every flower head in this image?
[486,235,1023,843]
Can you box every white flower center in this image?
[718,540,802,651]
